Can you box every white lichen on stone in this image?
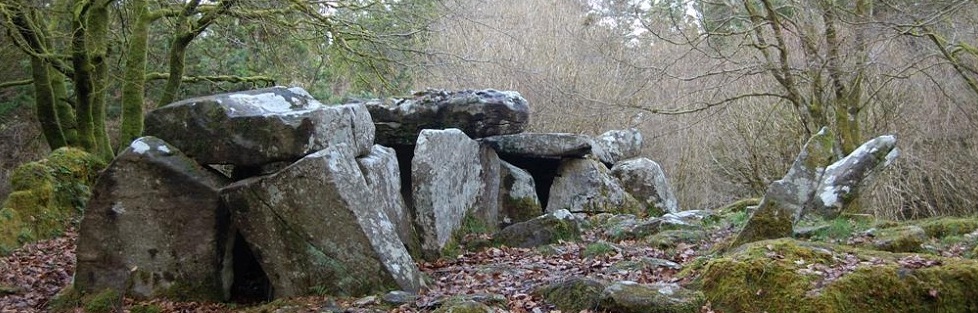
[552,209,573,220]
[130,140,151,154]
[157,145,171,154]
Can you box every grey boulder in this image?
[610,158,679,215]
[144,86,374,166]
[547,157,642,215]
[493,209,582,248]
[220,144,425,298]
[412,129,500,259]
[498,160,542,225]
[367,89,530,146]
[74,137,231,301]
[591,128,643,165]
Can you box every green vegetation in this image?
[583,241,616,258]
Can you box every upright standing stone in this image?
[498,161,543,225]
[74,137,231,301]
[412,129,500,259]
[357,145,422,257]
[221,144,426,298]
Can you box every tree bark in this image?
[87,3,114,160]
[70,1,97,153]
[30,56,67,149]
[119,0,154,150]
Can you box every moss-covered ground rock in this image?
[699,238,978,313]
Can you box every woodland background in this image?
[1,0,976,220]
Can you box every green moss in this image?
[730,199,793,248]
[502,196,542,223]
[864,225,926,253]
[699,238,978,313]
[155,276,223,302]
[10,161,56,191]
[0,207,26,254]
[83,289,121,313]
[915,217,978,239]
[130,304,163,313]
[715,198,761,215]
[431,300,493,313]
[533,277,604,312]
[47,285,84,313]
[583,241,616,258]
[645,229,705,249]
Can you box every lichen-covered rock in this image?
[221,144,426,298]
[498,161,542,226]
[144,86,374,166]
[700,238,978,313]
[866,225,926,253]
[547,157,641,215]
[599,281,704,313]
[731,129,835,247]
[610,158,679,215]
[493,209,582,248]
[591,128,643,166]
[357,145,421,258]
[412,129,500,259]
[366,89,530,146]
[1,148,105,253]
[74,137,231,301]
[813,134,899,219]
[480,133,591,158]
[533,277,605,312]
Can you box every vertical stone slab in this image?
[221,144,426,298]
[356,145,422,258]
[498,160,543,225]
[610,158,680,216]
[412,129,500,259]
[74,137,231,301]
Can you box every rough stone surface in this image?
[367,89,530,146]
[591,128,643,166]
[599,281,705,313]
[144,86,375,166]
[412,129,500,259]
[74,137,231,301]
[357,145,421,257]
[533,277,605,312]
[221,144,425,298]
[498,161,543,226]
[866,225,926,253]
[480,133,591,158]
[732,128,836,247]
[813,135,899,218]
[547,157,641,215]
[493,209,582,248]
[610,158,679,215]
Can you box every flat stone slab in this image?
[145,86,374,166]
[367,89,529,146]
[480,133,592,158]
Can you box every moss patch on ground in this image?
[699,238,978,313]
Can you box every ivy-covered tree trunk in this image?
[119,0,153,149]
[50,65,78,146]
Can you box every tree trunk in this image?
[158,34,193,107]
[88,3,114,160]
[30,56,67,149]
[70,2,97,153]
[120,0,153,150]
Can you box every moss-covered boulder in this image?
[493,209,582,248]
[699,238,978,313]
[497,160,542,226]
[610,157,679,215]
[0,147,104,254]
[599,281,704,313]
[866,225,927,253]
[646,229,706,249]
[533,277,604,312]
[915,217,978,238]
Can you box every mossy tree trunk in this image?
[69,1,98,154]
[87,2,114,160]
[8,6,67,150]
[119,0,155,150]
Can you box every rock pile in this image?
[73,87,681,301]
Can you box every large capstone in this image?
[412,129,500,260]
[498,161,543,226]
[356,145,422,257]
[144,86,375,166]
[220,144,425,298]
[367,89,530,146]
[610,158,679,215]
[547,157,641,215]
[480,133,592,158]
[591,128,643,166]
[74,137,232,301]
